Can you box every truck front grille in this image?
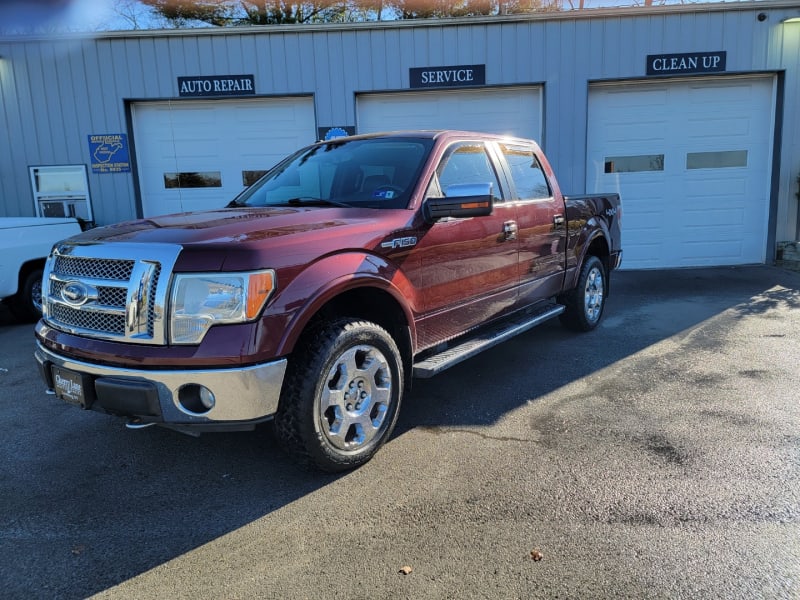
[49,303,127,335]
[53,256,134,281]
[42,243,180,345]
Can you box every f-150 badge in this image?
[381,237,417,249]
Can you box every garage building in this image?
[1,1,799,269]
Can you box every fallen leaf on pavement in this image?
[530,549,543,561]
[399,565,413,575]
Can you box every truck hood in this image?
[71,207,395,246]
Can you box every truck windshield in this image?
[231,137,435,210]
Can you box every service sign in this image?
[410,64,486,89]
[178,74,256,97]
[646,52,726,76]
[88,133,131,174]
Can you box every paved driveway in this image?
[1,266,799,599]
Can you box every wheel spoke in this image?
[340,351,360,382]
[320,386,345,411]
[360,352,385,380]
[329,411,358,442]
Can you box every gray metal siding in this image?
[778,20,800,238]
[0,3,798,240]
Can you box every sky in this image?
[0,0,126,33]
[0,0,747,34]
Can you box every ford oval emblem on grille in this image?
[61,281,90,306]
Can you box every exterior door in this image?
[413,141,519,349]
[357,87,543,143]
[586,76,775,268]
[495,141,566,303]
[132,98,316,217]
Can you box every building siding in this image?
[0,1,798,244]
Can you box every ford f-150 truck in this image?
[34,131,621,471]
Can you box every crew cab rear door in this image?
[493,141,567,304]
[413,140,519,348]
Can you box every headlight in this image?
[169,270,275,344]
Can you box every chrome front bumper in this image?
[35,342,287,425]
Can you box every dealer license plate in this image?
[52,365,87,408]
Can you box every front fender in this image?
[269,252,420,357]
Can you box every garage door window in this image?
[686,150,748,170]
[164,172,222,188]
[604,154,664,173]
[243,170,269,186]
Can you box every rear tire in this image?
[274,318,403,472]
[8,268,44,322]
[559,255,606,332]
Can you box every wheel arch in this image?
[566,230,611,296]
[275,271,416,387]
[15,258,46,295]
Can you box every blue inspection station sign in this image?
[88,134,131,173]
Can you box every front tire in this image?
[274,318,403,472]
[559,255,606,332]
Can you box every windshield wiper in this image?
[284,197,352,208]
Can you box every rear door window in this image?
[499,144,551,200]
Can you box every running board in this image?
[412,304,565,378]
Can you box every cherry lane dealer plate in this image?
[51,365,89,408]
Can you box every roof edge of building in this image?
[1,0,797,44]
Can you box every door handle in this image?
[503,220,518,241]
[553,214,565,227]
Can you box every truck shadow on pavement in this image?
[1,266,798,599]
[397,265,800,431]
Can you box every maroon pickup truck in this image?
[34,131,621,471]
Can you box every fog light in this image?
[199,386,215,409]
[178,384,216,415]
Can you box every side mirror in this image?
[423,182,494,223]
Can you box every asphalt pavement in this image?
[1,266,799,599]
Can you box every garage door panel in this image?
[605,133,666,146]
[687,82,761,104]
[683,200,747,221]
[133,98,316,217]
[172,141,218,157]
[601,124,669,144]
[681,207,744,228]
[685,174,748,195]
[357,87,542,143]
[603,87,668,107]
[687,118,751,139]
[626,243,666,268]
[626,220,665,234]
[680,239,744,262]
[587,76,774,269]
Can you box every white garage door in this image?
[132,98,316,217]
[357,87,542,143]
[587,76,775,269]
